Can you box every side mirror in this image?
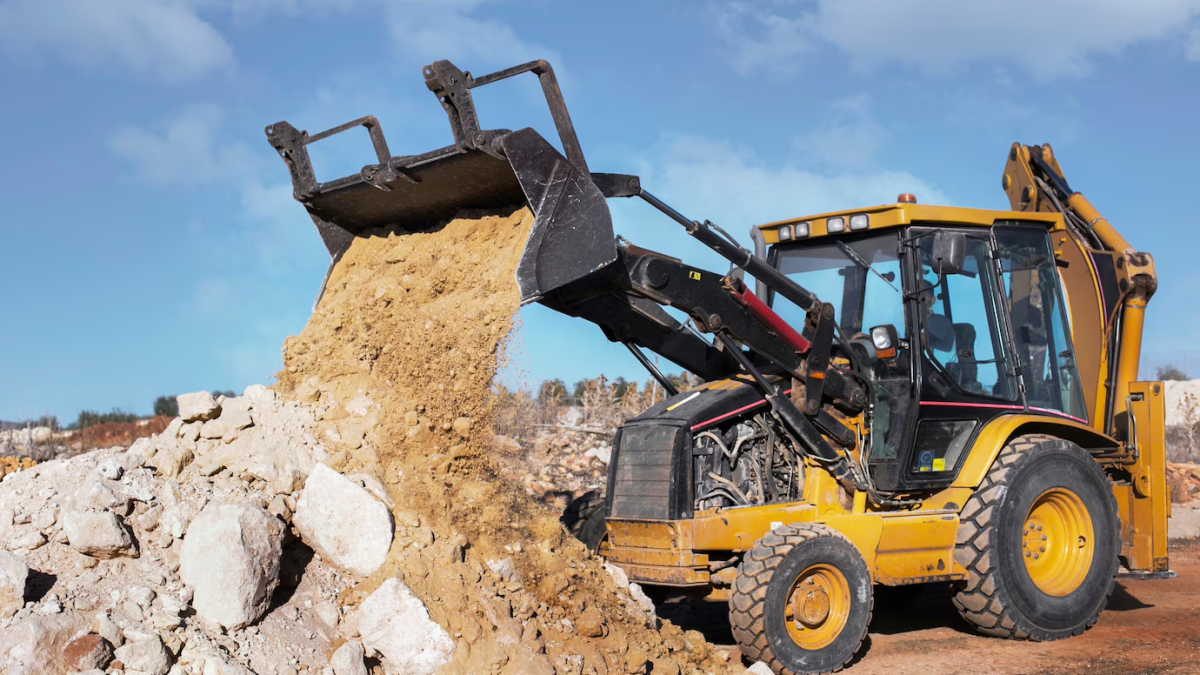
[931,231,967,276]
[869,324,899,359]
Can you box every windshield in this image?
[771,233,905,338]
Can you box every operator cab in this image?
[760,198,1087,492]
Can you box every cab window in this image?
[917,233,1017,401]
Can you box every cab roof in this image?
[757,202,1062,245]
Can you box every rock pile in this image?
[0,387,394,675]
[0,209,746,675]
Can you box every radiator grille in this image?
[610,424,680,519]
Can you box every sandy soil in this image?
[658,538,1200,675]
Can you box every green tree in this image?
[154,395,179,417]
[213,390,238,399]
[1156,364,1189,381]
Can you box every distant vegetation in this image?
[69,409,141,430]
[153,396,179,418]
[1156,364,1189,381]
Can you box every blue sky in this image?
[2,0,1200,421]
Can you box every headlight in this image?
[794,221,810,237]
[778,226,793,241]
[826,217,845,233]
[849,214,869,230]
[871,326,892,350]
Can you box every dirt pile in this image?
[1167,462,1200,505]
[69,417,174,453]
[276,207,741,674]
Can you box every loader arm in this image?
[268,58,873,496]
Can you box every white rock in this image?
[486,558,520,583]
[97,458,124,481]
[357,578,454,674]
[179,503,283,630]
[583,445,612,464]
[71,480,129,514]
[603,562,630,590]
[0,550,29,618]
[177,392,221,423]
[9,530,45,550]
[129,585,156,608]
[293,463,393,576]
[160,503,198,540]
[629,582,656,619]
[331,640,368,675]
[747,663,774,675]
[114,635,171,675]
[62,512,137,559]
[94,612,123,646]
[243,384,277,409]
[345,396,374,417]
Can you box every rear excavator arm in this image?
[1002,144,1157,434]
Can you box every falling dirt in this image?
[275,206,739,675]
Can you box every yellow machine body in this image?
[602,144,1169,591]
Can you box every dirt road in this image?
[656,539,1200,675]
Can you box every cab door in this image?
[888,228,1020,491]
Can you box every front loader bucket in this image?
[267,58,621,304]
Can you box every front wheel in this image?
[729,524,872,675]
[953,434,1119,640]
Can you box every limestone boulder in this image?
[177,392,221,423]
[114,635,171,675]
[0,550,29,618]
[62,512,137,559]
[293,463,393,576]
[179,503,283,630]
[331,640,368,675]
[357,578,454,675]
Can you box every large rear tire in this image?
[953,433,1119,640]
[729,524,872,675]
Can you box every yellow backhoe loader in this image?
[268,59,1172,675]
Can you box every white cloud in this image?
[1189,26,1200,60]
[0,0,551,82]
[715,0,1200,78]
[109,105,260,185]
[794,93,888,170]
[0,0,234,81]
[385,0,560,71]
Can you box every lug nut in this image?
[1025,551,1031,557]
[1033,554,1039,560]
[1039,547,1045,553]
[1041,535,1047,541]
[1037,525,1043,531]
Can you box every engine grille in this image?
[609,424,682,519]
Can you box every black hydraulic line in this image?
[638,191,820,312]
[713,333,860,493]
[623,341,679,397]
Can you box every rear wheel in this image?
[729,524,872,675]
[953,434,1119,640]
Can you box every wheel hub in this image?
[783,563,850,650]
[1021,487,1095,597]
[795,582,831,627]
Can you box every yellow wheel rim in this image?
[1022,487,1094,597]
[783,563,851,650]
